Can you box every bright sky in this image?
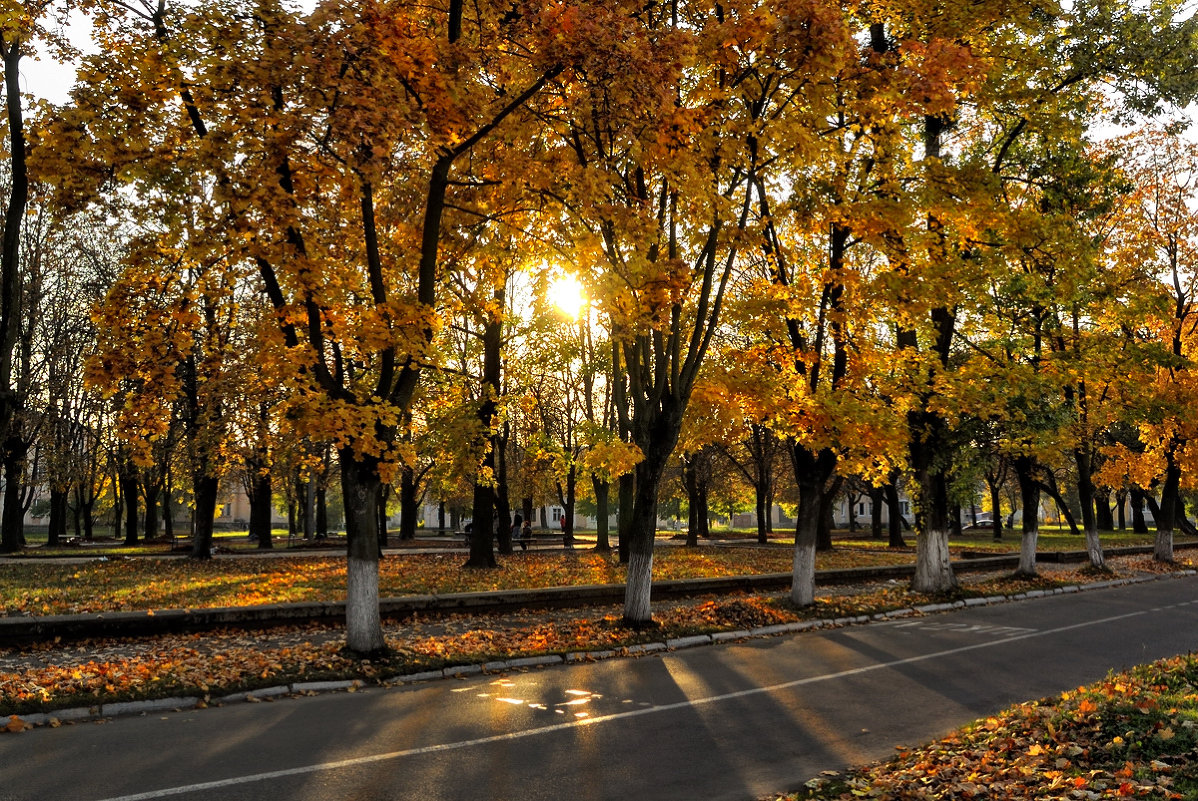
[20,10,93,105]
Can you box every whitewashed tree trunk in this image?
[341,450,386,654]
[623,550,653,624]
[1155,529,1174,562]
[791,537,816,606]
[1016,527,1038,577]
[346,555,384,653]
[912,528,956,593]
[790,451,827,607]
[1084,527,1106,570]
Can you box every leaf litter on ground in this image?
[776,650,1198,800]
[0,554,1187,721]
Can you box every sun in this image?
[547,273,587,318]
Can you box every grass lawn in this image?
[8,529,334,557]
[780,652,1198,800]
[0,546,916,616]
[2,527,1195,616]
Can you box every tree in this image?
[1104,128,1198,562]
[62,0,577,653]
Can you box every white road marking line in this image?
[90,602,1189,801]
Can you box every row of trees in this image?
[0,0,1194,653]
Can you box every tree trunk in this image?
[911,465,956,593]
[558,464,577,549]
[764,471,775,536]
[1154,460,1180,563]
[191,472,219,559]
[1130,487,1149,533]
[0,41,29,548]
[623,435,675,625]
[907,117,957,595]
[0,441,22,552]
[121,462,139,546]
[316,483,328,536]
[78,476,97,542]
[161,477,174,542]
[755,472,769,543]
[1115,489,1126,530]
[303,478,315,541]
[376,483,391,552]
[989,476,1003,541]
[466,477,497,568]
[112,468,122,542]
[617,471,634,564]
[287,497,297,539]
[469,284,506,562]
[682,451,709,546]
[592,477,610,552]
[908,405,956,593]
[1014,457,1041,577]
[816,477,839,551]
[340,449,386,655]
[791,446,834,605]
[884,480,906,548]
[1073,446,1104,569]
[791,474,820,607]
[81,496,95,542]
[1174,496,1198,537]
[869,486,884,540]
[143,479,160,542]
[248,468,273,549]
[398,465,418,541]
[1094,488,1114,531]
[494,424,512,555]
[623,464,660,626]
[1038,478,1081,536]
[47,487,68,547]
[684,454,699,547]
[71,488,82,540]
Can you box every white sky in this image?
[21,9,93,106]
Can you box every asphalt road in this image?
[3,576,1198,801]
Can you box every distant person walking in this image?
[511,513,525,551]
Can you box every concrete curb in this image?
[6,568,1196,731]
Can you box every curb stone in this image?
[507,655,563,669]
[443,664,483,678]
[388,669,442,683]
[16,706,95,726]
[215,685,290,705]
[7,568,1196,730]
[103,697,200,717]
[666,635,712,650]
[566,649,616,663]
[292,680,360,694]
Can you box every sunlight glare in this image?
[547,272,587,318]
